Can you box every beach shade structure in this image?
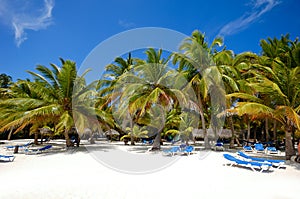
[254,143,265,153]
[237,151,285,169]
[25,145,52,155]
[37,127,54,144]
[180,145,194,155]
[223,153,272,172]
[265,146,279,154]
[0,154,15,162]
[104,129,120,141]
[163,146,180,156]
[243,145,253,152]
[212,142,225,151]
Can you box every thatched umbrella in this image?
[105,129,120,141]
[38,127,54,144]
[192,128,233,139]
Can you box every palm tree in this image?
[120,124,148,144]
[214,50,259,147]
[0,73,13,99]
[0,58,105,147]
[228,35,300,159]
[172,30,226,148]
[114,48,196,149]
[98,53,134,97]
[165,112,198,145]
[0,73,12,88]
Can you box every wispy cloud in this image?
[0,0,55,47]
[118,19,135,29]
[218,0,280,36]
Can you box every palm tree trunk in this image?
[34,132,39,145]
[229,116,235,148]
[151,131,161,150]
[151,122,165,151]
[265,118,269,142]
[273,120,277,141]
[285,125,296,160]
[253,124,257,141]
[7,127,13,140]
[246,118,251,141]
[64,129,72,147]
[129,113,135,145]
[198,92,208,149]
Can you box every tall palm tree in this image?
[228,35,300,159]
[215,50,259,147]
[0,59,105,147]
[114,48,196,149]
[173,30,225,148]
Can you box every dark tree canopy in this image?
[0,73,12,88]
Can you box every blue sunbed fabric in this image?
[237,151,285,168]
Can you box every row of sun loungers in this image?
[163,145,194,156]
[243,143,280,154]
[1,144,53,162]
[5,141,33,151]
[223,151,285,172]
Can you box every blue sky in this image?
[0,0,299,81]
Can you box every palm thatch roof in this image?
[192,128,233,139]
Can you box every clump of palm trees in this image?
[0,31,299,160]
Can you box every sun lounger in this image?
[5,141,33,151]
[212,142,225,151]
[180,145,194,155]
[223,153,272,172]
[163,146,180,156]
[0,154,15,162]
[265,146,279,154]
[142,139,153,145]
[254,143,265,153]
[25,145,52,155]
[237,151,285,168]
[243,145,253,152]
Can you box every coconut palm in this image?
[214,50,260,147]
[120,125,149,144]
[172,30,226,148]
[228,35,300,159]
[0,58,107,147]
[113,48,196,150]
[165,112,198,145]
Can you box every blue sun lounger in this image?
[5,141,33,151]
[0,154,15,162]
[25,145,52,155]
[254,143,265,153]
[243,145,253,152]
[212,142,225,151]
[180,145,194,155]
[265,146,279,154]
[163,146,180,156]
[237,151,285,168]
[223,153,272,172]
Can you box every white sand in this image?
[1,140,300,199]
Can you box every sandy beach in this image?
[1,140,300,199]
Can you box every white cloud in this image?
[118,19,135,29]
[0,0,55,47]
[218,0,280,36]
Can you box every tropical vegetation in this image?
[0,31,299,160]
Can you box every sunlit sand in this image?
[1,139,300,199]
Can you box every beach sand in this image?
[1,140,300,199]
